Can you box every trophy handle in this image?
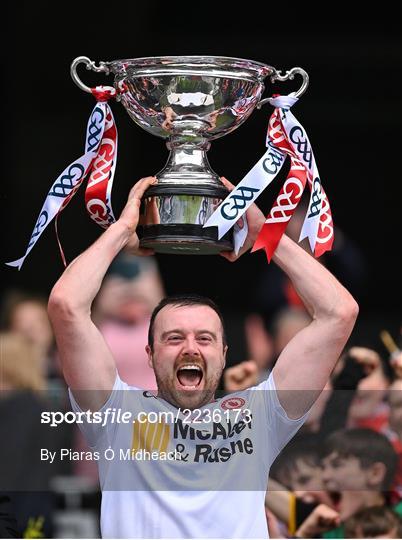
[257,67,309,109]
[70,56,110,93]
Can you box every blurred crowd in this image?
[1,230,401,537]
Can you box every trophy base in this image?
[138,224,233,255]
[138,184,233,255]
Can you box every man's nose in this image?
[181,336,201,356]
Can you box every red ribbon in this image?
[55,85,122,267]
[252,100,333,261]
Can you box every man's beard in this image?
[154,357,223,410]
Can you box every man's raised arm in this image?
[47,176,157,411]
[271,235,359,418]
[218,177,358,419]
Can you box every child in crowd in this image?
[267,434,333,535]
[344,505,402,538]
[295,428,401,538]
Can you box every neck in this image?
[362,490,386,506]
[340,490,385,521]
[156,390,216,410]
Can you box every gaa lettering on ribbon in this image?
[194,438,254,463]
[28,211,49,248]
[262,145,285,175]
[86,198,110,227]
[288,126,313,169]
[220,186,260,220]
[49,163,86,199]
[307,177,322,218]
[86,106,105,151]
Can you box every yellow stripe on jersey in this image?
[131,416,170,454]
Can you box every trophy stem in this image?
[156,131,220,186]
[139,131,232,254]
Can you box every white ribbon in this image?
[203,109,288,242]
[233,217,248,255]
[278,108,323,252]
[203,93,326,255]
[6,102,108,270]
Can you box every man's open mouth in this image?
[176,364,204,390]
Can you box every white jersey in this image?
[69,373,307,538]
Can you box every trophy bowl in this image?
[71,56,308,254]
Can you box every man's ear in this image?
[222,345,228,370]
[367,461,387,488]
[146,345,154,369]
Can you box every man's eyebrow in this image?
[161,330,184,339]
[196,330,218,339]
[160,330,218,339]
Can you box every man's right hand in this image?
[118,176,157,255]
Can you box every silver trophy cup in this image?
[71,56,308,254]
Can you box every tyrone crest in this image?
[221,397,246,410]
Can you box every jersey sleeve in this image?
[256,372,310,467]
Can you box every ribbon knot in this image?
[267,94,298,109]
[91,85,117,102]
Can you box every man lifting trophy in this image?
[5,55,359,538]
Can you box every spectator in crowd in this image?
[92,251,164,389]
[383,377,402,499]
[244,307,312,382]
[387,379,402,445]
[0,332,63,537]
[1,291,57,381]
[315,347,391,440]
[271,434,333,507]
[293,428,402,538]
[317,428,401,538]
[243,307,335,433]
[266,434,334,536]
[344,505,402,538]
[347,347,391,432]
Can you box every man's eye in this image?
[198,336,212,342]
[168,336,182,342]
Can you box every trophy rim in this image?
[106,55,274,81]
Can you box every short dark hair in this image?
[344,505,402,538]
[321,428,398,490]
[271,433,321,486]
[147,294,227,351]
